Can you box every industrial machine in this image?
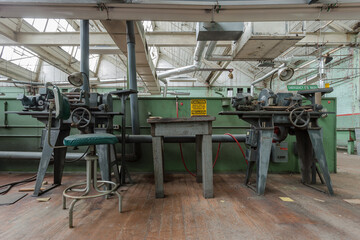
[220,87,334,195]
[9,73,125,196]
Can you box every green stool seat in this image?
[63,133,119,147]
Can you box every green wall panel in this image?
[0,96,337,174]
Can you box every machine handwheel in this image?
[71,107,91,128]
[289,108,310,128]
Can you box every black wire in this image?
[65,146,90,163]
[0,174,37,195]
[269,71,277,90]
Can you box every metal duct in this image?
[157,41,207,80]
[204,41,233,61]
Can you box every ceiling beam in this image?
[0,59,37,82]
[1,3,360,22]
[2,31,357,49]
[14,32,115,46]
[296,32,359,46]
[0,31,231,48]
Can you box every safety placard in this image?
[191,99,207,116]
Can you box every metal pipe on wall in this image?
[0,134,247,160]
[125,134,246,143]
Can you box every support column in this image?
[126,20,141,157]
[80,20,90,93]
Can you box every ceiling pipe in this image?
[157,41,207,80]
[250,63,285,96]
[158,40,207,97]
[274,55,317,64]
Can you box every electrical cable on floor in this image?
[65,146,90,163]
[0,174,37,195]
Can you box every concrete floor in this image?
[0,151,360,240]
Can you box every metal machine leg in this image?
[308,129,334,195]
[152,136,164,198]
[255,129,273,195]
[295,130,314,184]
[53,128,70,185]
[34,129,60,196]
[245,161,255,185]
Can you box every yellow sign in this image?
[191,99,207,116]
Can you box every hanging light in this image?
[278,67,294,81]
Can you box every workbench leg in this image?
[33,129,60,196]
[256,130,273,196]
[202,134,213,198]
[308,129,334,195]
[295,130,314,184]
[196,135,203,183]
[153,137,164,198]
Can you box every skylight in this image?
[0,46,38,72]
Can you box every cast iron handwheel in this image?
[71,107,91,128]
[289,108,310,128]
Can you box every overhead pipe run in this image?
[158,41,207,80]
[158,40,207,97]
[274,55,317,64]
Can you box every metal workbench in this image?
[147,116,216,199]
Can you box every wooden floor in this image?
[1,152,360,240]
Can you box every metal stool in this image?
[62,133,122,228]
